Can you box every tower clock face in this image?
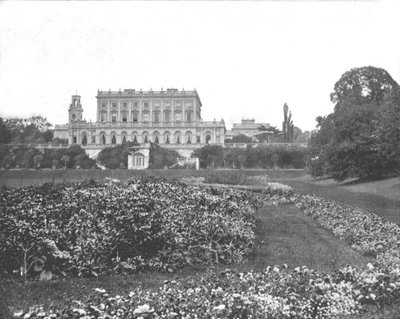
[71,114,76,120]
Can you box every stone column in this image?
[128,101,132,123]
[107,102,111,123]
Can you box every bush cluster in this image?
[0,177,262,281]
[193,145,308,169]
[0,144,95,169]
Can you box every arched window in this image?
[101,135,106,145]
[122,135,126,143]
[112,135,116,145]
[206,134,211,144]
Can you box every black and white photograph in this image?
[1,0,400,318]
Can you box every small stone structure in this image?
[127,144,150,170]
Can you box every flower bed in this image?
[13,265,400,319]
[7,180,400,318]
[0,177,263,280]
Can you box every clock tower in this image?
[68,95,83,123]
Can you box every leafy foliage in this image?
[11,187,400,318]
[148,143,182,169]
[309,66,400,180]
[192,145,224,168]
[0,144,95,169]
[193,145,307,169]
[331,66,398,109]
[4,115,53,144]
[0,178,262,281]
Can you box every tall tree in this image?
[309,66,400,180]
[282,103,294,143]
[331,66,398,110]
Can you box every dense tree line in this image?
[0,144,95,169]
[309,66,400,181]
[0,115,54,144]
[192,144,307,169]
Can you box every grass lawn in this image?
[2,204,370,315]
[276,175,400,224]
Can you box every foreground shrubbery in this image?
[0,177,262,281]
[12,264,400,319]
[7,179,400,318]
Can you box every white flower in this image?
[94,288,106,293]
[213,304,226,312]
[134,304,151,314]
[13,311,23,318]
[367,263,374,271]
[273,266,280,273]
[370,293,376,300]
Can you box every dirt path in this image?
[277,178,400,224]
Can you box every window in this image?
[175,111,182,123]
[122,112,128,123]
[142,112,149,123]
[112,114,117,123]
[101,113,107,122]
[186,111,192,123]
[133,102,138,107]
[136,157,143,167]
[123,102,127,108]
[132,111,138,123]
[101,102,106,108]
[164,110,171,123]
[153,111,160,123]
[112,102,117,108]
[144,102,149,108]
[92,136,96,144]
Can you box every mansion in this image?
[54,88,226,156]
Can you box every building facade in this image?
[231,119,271,138]
[54,88,226,156]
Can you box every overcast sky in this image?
[1,1,400,132]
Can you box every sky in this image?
[1,1,400,132]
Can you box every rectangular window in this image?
[142,112,149,123]
[112,102,117,108]
[132,112,138,123]
[144,102,149,108]
[153,112,160,123]
[112,114,117,123]
[133,102,138,107]
[122,113,127,122]
[101,113,107,122]
[123,102,127,108]
[175,112,181,123]
[92,136,96,144]
[101,102,106,108]
[164,111,170,123]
